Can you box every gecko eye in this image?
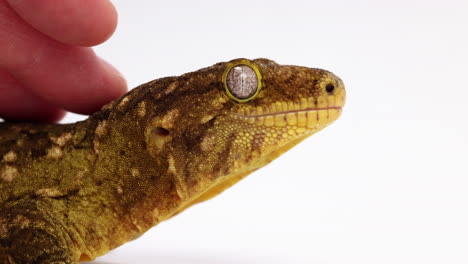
[226,65,257,99]
[223,61,262,103]
[326,84,335,94]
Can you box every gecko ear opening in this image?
[152,127,170,136]
[145,125,172,156]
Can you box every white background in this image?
[66,0,468,263]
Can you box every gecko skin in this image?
[0,58,345,263]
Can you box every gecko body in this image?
[0,59,345,263]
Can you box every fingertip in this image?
[0,71,66,123]
[1,105,65,123]
[78,0,119,46]
[6,0,119,46]
[2,110,66,123]
[76,58,128,114]
[0,11,127,117]
[100,58,128,97]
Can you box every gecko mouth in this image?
[239,106,342,118]
[233,104,343,128]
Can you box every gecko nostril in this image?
[325,84,335,94]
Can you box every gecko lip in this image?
[237,106,342,118]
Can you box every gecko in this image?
[0,58,346,263]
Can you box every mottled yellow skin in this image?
[0,58,345,264]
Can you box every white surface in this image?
[67,0,468,263]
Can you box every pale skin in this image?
[0,0,127,122]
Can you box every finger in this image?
[0,1,127,115]
[6,0,118,47]
[0,70,65,122]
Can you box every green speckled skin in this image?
[0,59,345,263]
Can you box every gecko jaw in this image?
[232,104,343,129]
[237,106,343,119]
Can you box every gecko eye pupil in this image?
[326,84,335,94]
[226,65,258,100]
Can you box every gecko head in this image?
[144,58,345,195]
[215,58,347,171]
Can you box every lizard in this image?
[0,58,346,264]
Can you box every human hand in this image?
[0,0,127,122]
